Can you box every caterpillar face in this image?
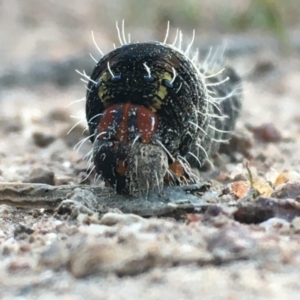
[85,35,242,196]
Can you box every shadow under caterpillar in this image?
[83,24,242,196]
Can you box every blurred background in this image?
[0,0,300,183]
[1,0,300,87]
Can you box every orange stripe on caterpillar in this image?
[97,103,158,144]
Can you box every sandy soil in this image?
[1,1,300,299]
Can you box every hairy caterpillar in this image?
[81,23,242,196]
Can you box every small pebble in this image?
[271,182,300,199]
[46,108,70,122]
[14,224,34,239]
[32,131,56,147]
[24,167,55,185]
[291,217,300,234]
[260,217,290,234]
[247,123,282,143]
[99,212,145,226]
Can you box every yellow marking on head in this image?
[161,72,173,82]
[157,85,167,101]
[97,72,112,106]
[151,97,162,111]
[152,72,173,111]
[99,72,110,82]
[98,85,105,100]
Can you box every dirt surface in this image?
[1,1,300,299]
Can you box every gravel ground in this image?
[1,1,300,299]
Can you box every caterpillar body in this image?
[84,32,242,196]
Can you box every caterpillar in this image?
[83,24,242,196]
